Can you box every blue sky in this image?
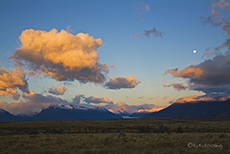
[0,0,228,111]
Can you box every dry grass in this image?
[0,118,229,154]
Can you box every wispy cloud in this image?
[162,96,170,100]
[136,2,151,15]
[202,0,230,58]
[145,4,150,12]
[163,83,188,91]
[149,97,158,100]
[132,27,163,39]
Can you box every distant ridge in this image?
[0,109,17,121]
[0,104,122,122]
[148,100,230,118]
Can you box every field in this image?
[0,118,229,154]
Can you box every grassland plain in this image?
[0,118,229,154]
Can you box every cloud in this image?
[162,96,170,100]
[11,29,109,84]
[149,97,158,100]
[202,0,230,58]
[135,105,168,113]
[0,101,52,116]
[23,90,69,104]
[164,67,203,78]
[165,52,230,98]
[72,94,84,104]
[145,4,151,12]
[84,96,113,104]
[104,102,154,114]
[0,68,28,100]
[48,86,67,95]
[132,27,163,39]
[104,76,140,89]
[72,95,114,105]
[0,90,71,115]
[136,2,151,15]
[163,83,188,91]
[173,94,230,104]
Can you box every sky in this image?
[0,0,230,115]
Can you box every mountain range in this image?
[0,104,122,122]
[148,100,230,118]
[1,100,230,122]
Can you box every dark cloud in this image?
[131,27,163,39]
[165,52,230,97]
[104,76,140,90]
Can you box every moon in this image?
[193,50,197,54]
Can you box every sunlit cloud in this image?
[48,86,67,95]
[136,2,151,15]
[0,91,70,115]
[173,94,230,104]
[104,76,140,89]
[0,68,28,100]
[23,90,69,104]
[84,96,113,104]
[165,52,230,98]
[105,102,154,114]
[164,67,203,78]
[135,105,168,113]
[163,83,188,91]
[11,29,109,84]
[0,101,51,116]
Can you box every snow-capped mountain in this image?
[0,104,122,122]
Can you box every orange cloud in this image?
[49,86,67,95]
[135,105,168,113]
[0,101,51,115]
[84,96,113,104]
[163,83,188,91]
[104,76,140,89]
[164,67,203,78]
[174,94,228,104]
[11,29,108,84]
[212,0,230,9]
[0,68,28,100]
[105,102,154,114]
